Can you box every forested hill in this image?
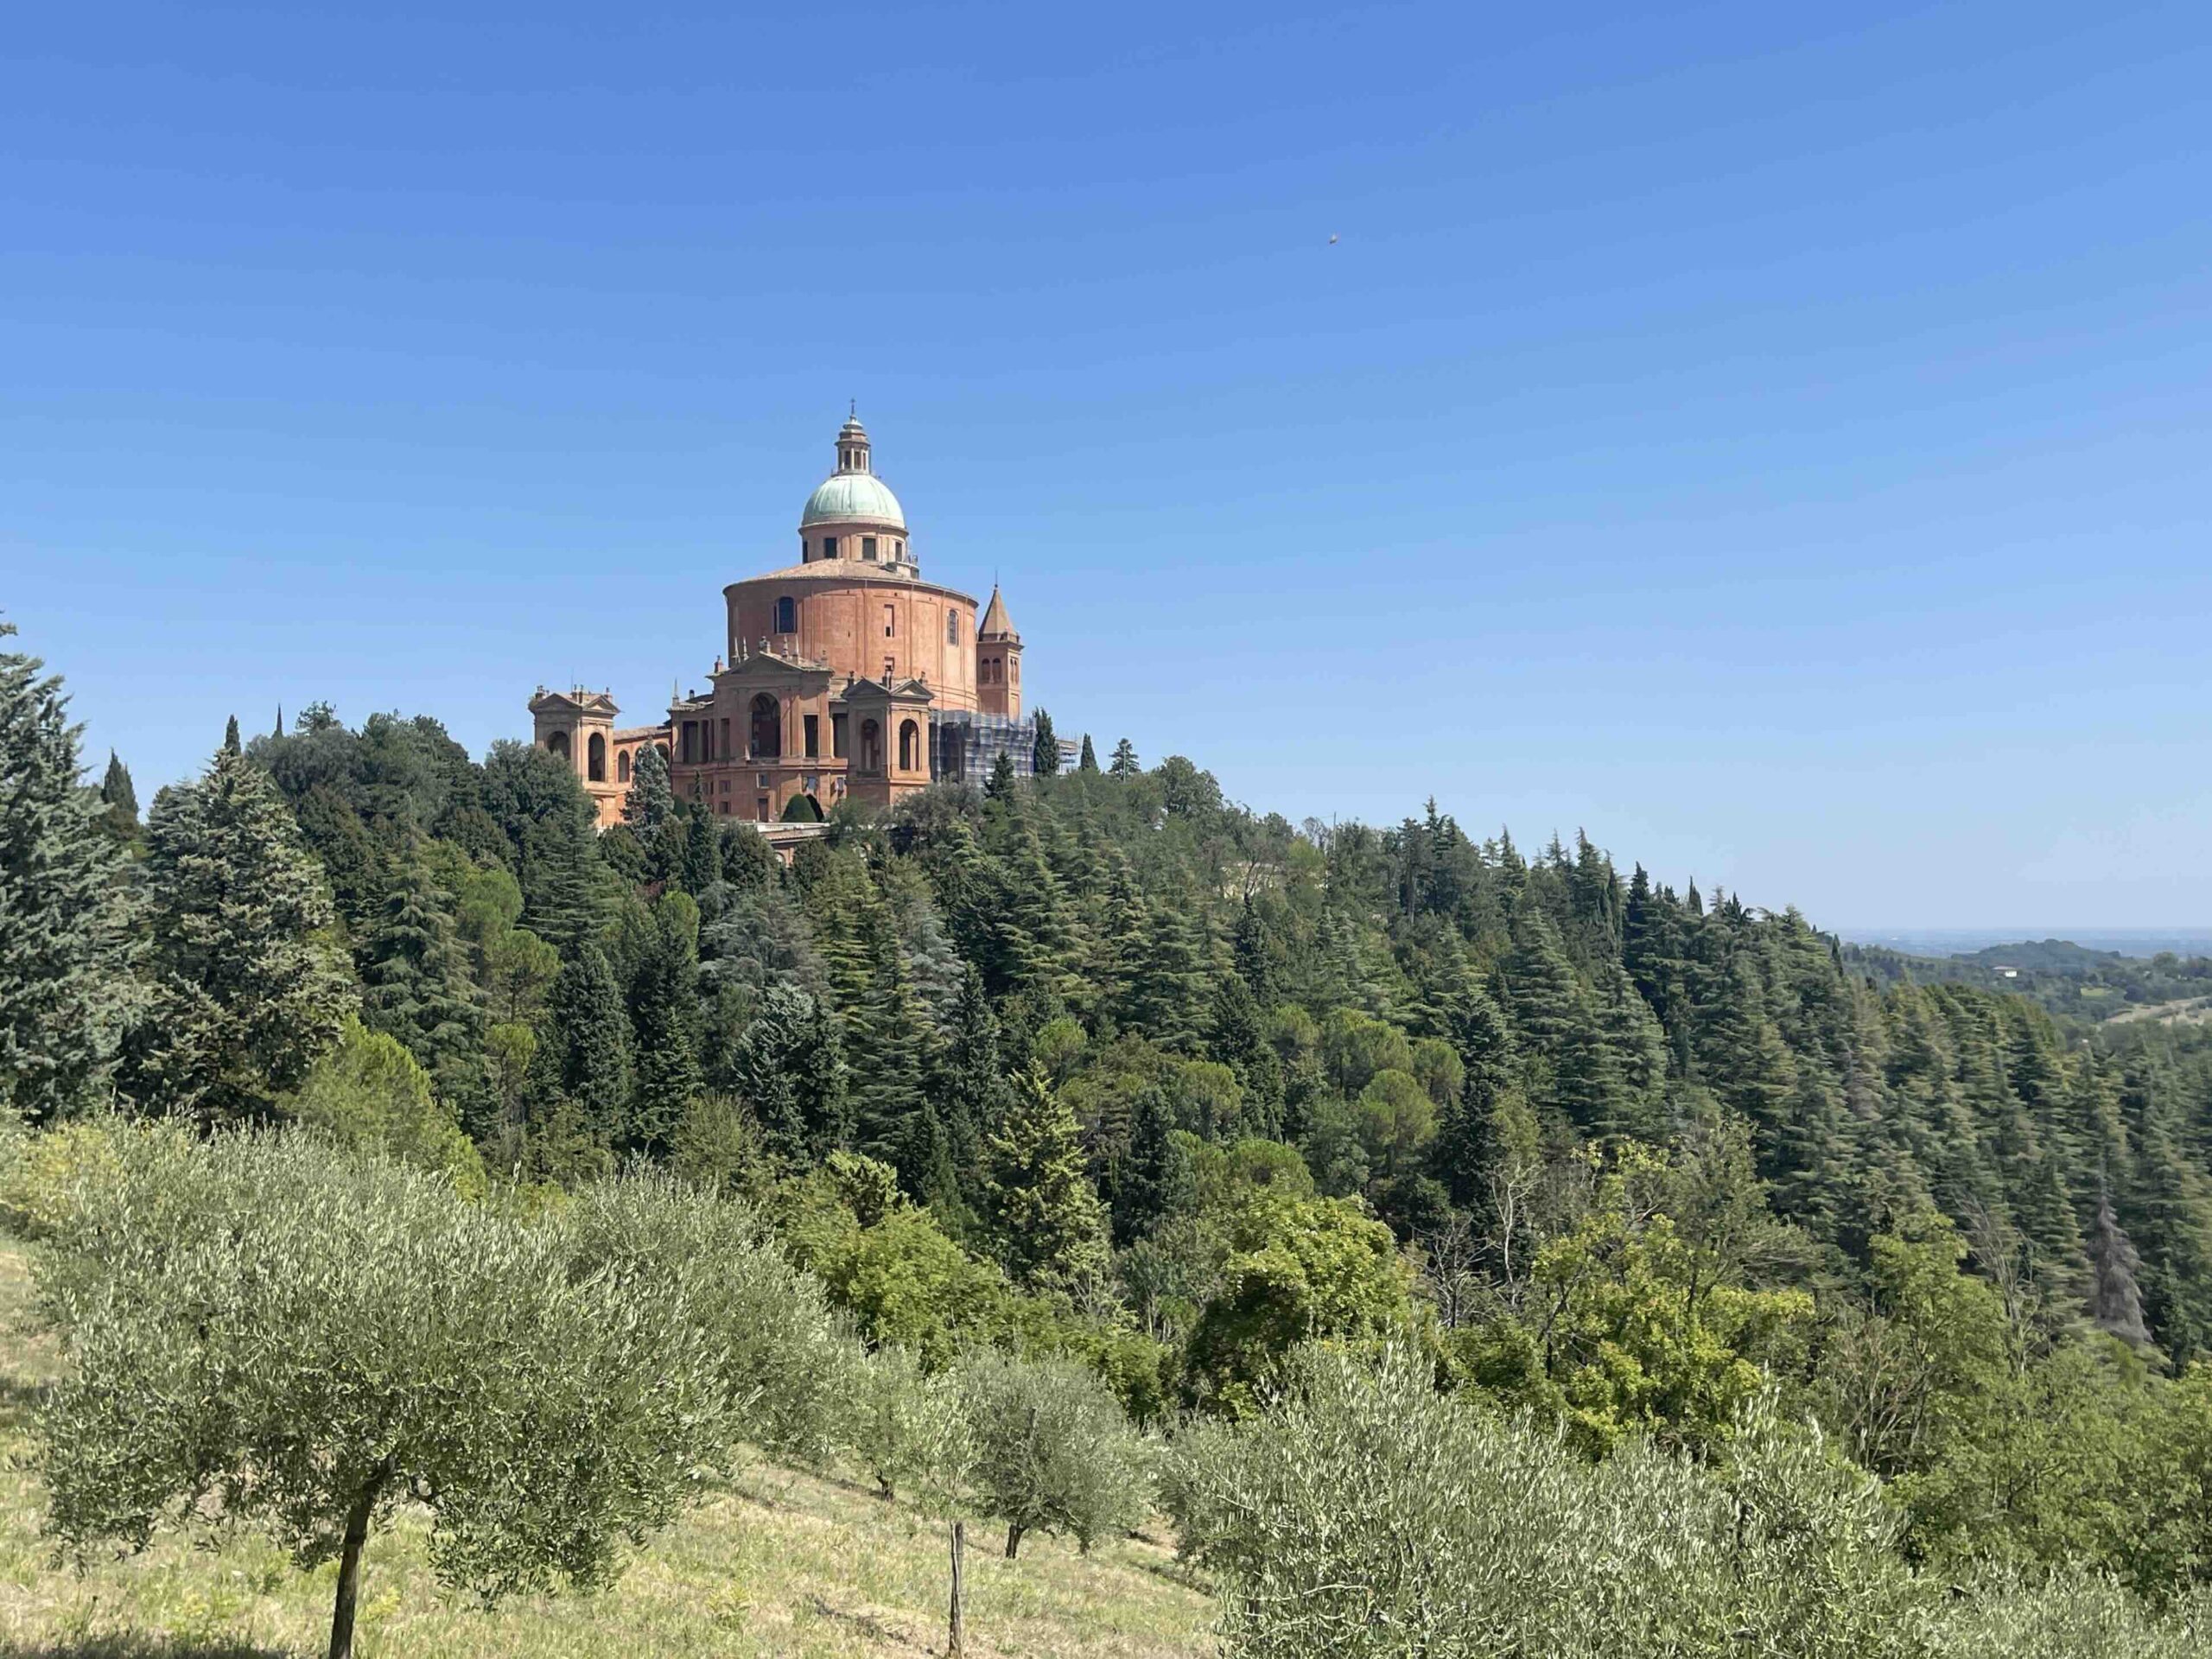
[1844,936,2212,1027]
[142,705,2212,1367]
[18,653,2212,1598]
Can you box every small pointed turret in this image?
[979,583,1018,641]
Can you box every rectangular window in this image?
[757,797,770,822]
[680,721,697,764]
[832,714,848,758]
[883,603,895,638]
[862,536,878,560]
[947,612,959,645]
[721,779,730,794]
[823,536,838,558]
[716,801,728,816]
[804,714,819,758]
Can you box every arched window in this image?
[587,731,607,782]
[947,611,959,646]
[774,595,797,633]
[898,719,919,772]
[749,693,781,760]
[618,750,632,784]
[546,730,570,761]
[859,718,882,773]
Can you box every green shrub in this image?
[0,1115,124,1239]
[1167,1343,1931,1659]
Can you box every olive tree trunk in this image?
[1004,1521,1024,1560]
[327,1470,389,1659]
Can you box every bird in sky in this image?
[1328,233,1339,245]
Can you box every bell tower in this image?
[975,584,1022,719]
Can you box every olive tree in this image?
[31,1125,793,1659]
[957,1350,1151,1559]
[846,1342,972,1507]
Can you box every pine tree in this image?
[126,746,354,1122]
[222,714,241,755]
[627,891,704,1153]
[1108,738,1139,779]
[543,944,632,1143]
[678,807,720,898]
[358,858,482,1079]
[923,964,1007,1214]
[622,738,679,887]
[0,627,147,1121]
[1110,1085,1192,1245]
[987,750,1018,801]
[1032,709,1059,777]
[2089,1186,2152,1348]
[1211,971,1285,1140]
[1078,734,1098,773]
[985,1067,1109,1294]
[733,981,850,1164]
[1498,902,1580,1062]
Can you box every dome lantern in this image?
[801,406,907,532]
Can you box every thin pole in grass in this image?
[947,1519,965,1656]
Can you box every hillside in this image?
[1841,935,2212,1026]
[0,1238,1212,1659]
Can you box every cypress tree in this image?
[1077,734,1098,773]
[0,626,147,1121]
[222,714,241,755]
[987,750,1018,801]
[1031,708,1059,777]
[627,891,703,1154]
[98,750,141,846]
[126,746,354,1122]
[543,944,632,1143]
[678,807,720,898]
[1110,1085,1192,1245]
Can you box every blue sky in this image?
[5,1,2208,931]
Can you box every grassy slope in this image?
[0,1243,1214,1659]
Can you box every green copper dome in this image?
[800,410,906,529]
[800,470,906,529]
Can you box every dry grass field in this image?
[0,1244,1215,1659]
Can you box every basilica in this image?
[527,413,1043,830]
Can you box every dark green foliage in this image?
[1108,737,1139,779]
[358,859,482,1080]
[1078,733,1098,773]
[543,944,632,1143]
[987,750,1018,801]
[124,747,353,1122]
[1032,708,1059,778]
[0,627,146,1121]
[97,750,141,846]
[985,1068,1109,1294]
[626,893,703,1154]
[732,982,850,1165]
